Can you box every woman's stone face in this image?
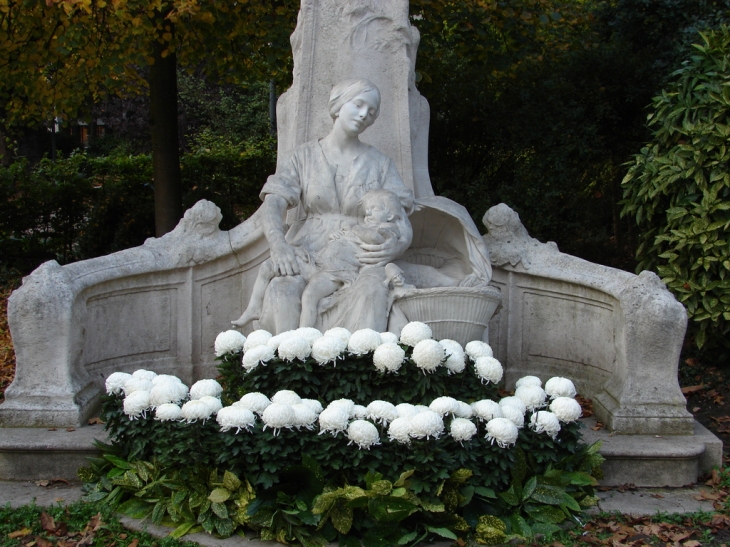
[337,90,379,136]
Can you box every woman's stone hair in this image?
[328,78,382,120]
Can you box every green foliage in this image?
[621,26,730,351]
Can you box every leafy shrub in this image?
[621,26,730,351]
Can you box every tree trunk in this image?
[149,32,182,237]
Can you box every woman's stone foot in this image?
[231,311,257,328]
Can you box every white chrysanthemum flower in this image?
[311,335,346,365]
[327,399,355,418]
[277,336,311,361]
[353,404,368,419]
[266,330,295,350]
[373,343,405,373]
[471,400,503,422]
[190,379,223,400]
[198,396,223,415]
[455,401,474,419]
[123,391,150,418]
[399,321,432,346]
[347,420,380,449]
[429,396,460,417]
[550,397,582,423]
[271,390,302,406]
[292,404,318,429]
[106,372,132,395]
[450,418,477,442]
[154,403,181,422]
[123,377,153,396]
[149,382,187,407]
[515,385,547,411]
[465,340,493,361]
[132,369,157,381]
[348,329,382,355]
[545,377,577,399]
[395,403,419,419]
[388,417,413,443]
[152,374,182,386]
[501,405,525,428]
[411,410,444,439]
[243,329,273,352]
[301,398,323,415]
[181,399,214,422]
[379,332,399,345]
[366,400,397,425]
[324,327,351,346]
[499,396,527,414]
[318,406,350,435]
[262,403,296,433]
[214,330,247,356]
[414,404,431,413]
[294,327,323,345]
[217,406,255,432]
[515,376,542,389]
[235,392,271,415]
[440,339,466,374]
[486,417,519,448]
[530,411,561,439]
[474,356,503,384]
[242,344,275,371]
[412,339,445,373]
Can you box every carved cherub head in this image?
[358,189,403,225]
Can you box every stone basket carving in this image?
[395,285,501,344]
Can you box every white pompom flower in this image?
[455,401,474,419]
[410,410,444,439]
[499,396,527,415]
[190,379,223,400]
[465,340,493,360]
[262,403,296,434]
[348,329,382,355]
[132,369,157,381]
[394,403,418,419]
[379,332,399,345]
[501,405,525,429]
[123,391,150,419]
[149,382,187,407]
[152,374,184,386]
[545,377,577,399]
[217,406,255,433]
[243,345,275,371]
[486,417,519,448]
[235,392,271,415]
[429,396,460,417]
[412,339,445,373]
[198,396,223,415]
[123,377,153,396]
[294,327,323,345]
[243,329,273,352]
[388,417,413,443]
[474,356,503,384]
[324,327,351,346]
[106,372,132,395]
[266,330,295,350]
[278,336,311,361]
[373,343,405,373]
[440,339,466,374]
[515,376,542,389]
[451,418,477,442]
[353,404,368,419]
[414,404,431,414]
[292,404,318,429]
[347,420,381,449]
[214,330,246,356]
[327,399,355,418]
[550,397,582,423]
[154,403,182,422]
[181,399,214,422]
[301,399,323,415]
[399,321,432,346]
[318,407,350,435]
[515,385,547,412]
[530,411,561,439]
[366,400,397,425]
[471,400,503,422]
[311,335,346,366]
[271,390,302,406]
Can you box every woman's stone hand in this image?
[357,237,400,266]
[269,239,300,276]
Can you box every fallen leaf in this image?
[40,512,56,533]
[118,533,127,540]
[591,422,604,431]
[65,427,76,432]
[681,384,705,395]
[87,417,104,425]
[651,493,664,499]
[128,539,139,547]
[35,537,53,547]
[35,480,50,487]
[8,528,32,539]
[695,489,722,501]
[46,428,56,431]
[683,541,701,547]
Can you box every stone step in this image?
[0,419,722,486]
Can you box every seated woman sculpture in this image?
[246,78,415,334]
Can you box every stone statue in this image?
[233,79,415,334]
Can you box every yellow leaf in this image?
[162,32,172,41]
[131,16,142,26]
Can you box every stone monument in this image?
[0,0,721,487]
